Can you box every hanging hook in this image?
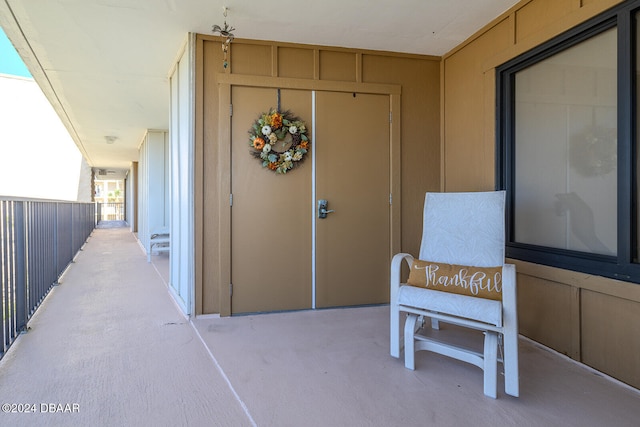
[212,6,235,40]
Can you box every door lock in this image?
[318,199,335,219]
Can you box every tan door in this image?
[230,86,313,314]
[315,91,391,308]
[230,88,391,313]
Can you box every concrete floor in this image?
[1,227,639,426]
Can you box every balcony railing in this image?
[0,198,95,358]
[96,202,124,222]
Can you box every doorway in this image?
[230,86,391,314]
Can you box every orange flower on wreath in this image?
[299,141,309,149]
[253,137,265,150]
[270,113,283,129]
[267,162,279,170]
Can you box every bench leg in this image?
[503,329,519,397]
[483,331,498,398]
[390,304,401,358]
[404,314,419,370]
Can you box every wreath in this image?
[249,109,310,174]
[570,126,617,177]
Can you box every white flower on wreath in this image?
[289,125,298,134]
[283,151,293,162]
[261,125,272,136]
[268,133,278,143]
[263,144,272,153]
[292,151,303,161]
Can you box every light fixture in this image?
[105,136,117,144]
[212,6,235,69]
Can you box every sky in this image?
[0,27,32,77]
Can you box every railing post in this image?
[14,202,28,334]
[71,203,75,256]
[1,201,7,350]
[54,203,59,285]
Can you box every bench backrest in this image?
[419,191,506,268]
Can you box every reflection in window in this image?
[513,28,617,256]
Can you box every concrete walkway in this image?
[193,307,640,427]
[0,227,253,427]
[1,226,640,426]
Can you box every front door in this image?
[230,86,313,314]
[230,87,391,314]
[314,91,390,307]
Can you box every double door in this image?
[230,86,390,314]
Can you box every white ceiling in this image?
[0,0,519,170]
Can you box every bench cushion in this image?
[398,285,503,327]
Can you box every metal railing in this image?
[0,198,95,358]
[96,202,124,222]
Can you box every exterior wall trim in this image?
[215,73,401,95]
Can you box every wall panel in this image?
[319,50,357,82]
[515,0,575,42]
[231,43,272,76]
[199,40,224,315]
[582,290,640,389]
[443,17,512,191]
[517,274,576,357]
[167,42,194,315]
[277,47,315,79]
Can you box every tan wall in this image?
[195,0,640,390]
[442,0,640,389]
[195,36,440,316]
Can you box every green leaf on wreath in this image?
[268,154,278,163]
[301,134,308,141]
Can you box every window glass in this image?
[513,28,617,256]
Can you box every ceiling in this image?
[0,0,520,171]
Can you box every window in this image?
[497,1,640,283]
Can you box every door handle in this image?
[318,199,335,219]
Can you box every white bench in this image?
[148,228,170,262]
[390,191,519,398]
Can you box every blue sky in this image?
[0,27,32,77]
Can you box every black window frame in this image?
[496,0,640,283]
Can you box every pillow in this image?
[407,259,502,301]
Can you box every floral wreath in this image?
[249,109,310,174]
[570,126,617,177]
